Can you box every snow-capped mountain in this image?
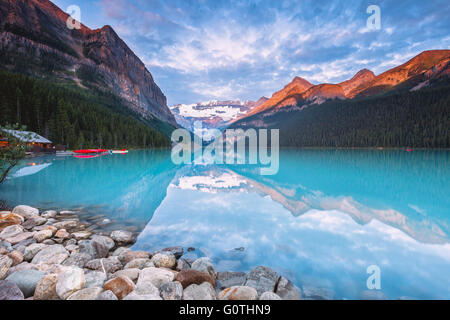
[170,98,267,131]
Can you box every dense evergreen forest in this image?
[0,70,171,149]
[235,80,450,148]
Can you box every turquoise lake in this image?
[1,149,449,299]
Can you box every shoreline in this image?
[1,204,303,300]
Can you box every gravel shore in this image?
[0,205,303,300]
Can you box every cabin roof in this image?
[2,129,52,144]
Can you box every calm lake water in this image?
[1,149,449,299]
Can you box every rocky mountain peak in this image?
[0,0,176,126]
[339,69,375,96]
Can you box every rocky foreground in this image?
[0,205,301,300]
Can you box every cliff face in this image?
[0,0,176,126]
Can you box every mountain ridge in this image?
[233,49,450,123]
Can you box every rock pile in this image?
[0,205,302,300]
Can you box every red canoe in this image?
[73,149,108,154]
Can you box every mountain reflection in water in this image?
[1,149,449,299]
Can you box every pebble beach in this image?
[0,205,302,300]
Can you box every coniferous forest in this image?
[0,70,171,149]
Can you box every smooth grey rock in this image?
[96,290,118,300]
[119,251,150,265]
[125,258,154,270]
[110,230,134,245]
[53,220,77,230]
[160,281,183,300]
[191,257,217,278]
[79,239,108,259]
[114,268,140,282]
[71,232,91,240]
[12,238,36,253]
[12,205,39,219]
[32,244,69,265]
[85,257,122,274]
[112,247,130,257]
[91,235,115,250]
[56,266,85,299]
[84,271,107,288]
[137,267,174,289]
[216,271,246,290]
[4,232,36,245]
[260,291,282,300]
[183,282,216,300]
[6,269,45,298]
[218,286,258,300]
[63,252,92,268]
[0,225,24,240]
[67,287,103,300]
[23,243,47,261]
[0,280,24,300]
[0,255,13,280]
[22,216,46,229]
[244,266,278,296]
[5,262,36,278]
[41,210,57,219]
[275,277,301,300]
[65,244,79,252]
[45,218,56,225]
[0,240,13,252]
[133,274,160,296]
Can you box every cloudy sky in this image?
[52,0,450,105]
